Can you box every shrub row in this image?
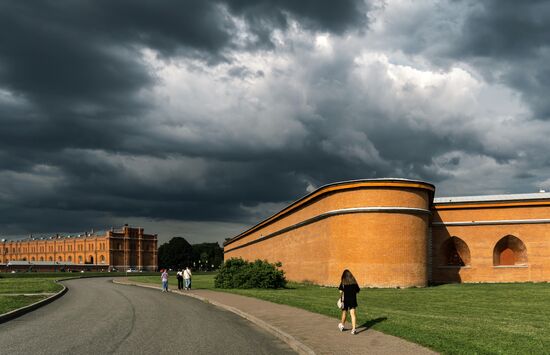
[214,258,286,289]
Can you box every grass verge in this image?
[0,295,47,315]
[130,274,550,354]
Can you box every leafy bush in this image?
[214,258,286,289]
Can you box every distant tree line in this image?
[157,237,223,271]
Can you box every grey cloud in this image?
[374,0,550,120]
[3,0,550,241]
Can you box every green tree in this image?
[191,242,223,271]
[157,237,193,270]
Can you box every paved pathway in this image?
[0,278,295,355]
[119,279,438,355]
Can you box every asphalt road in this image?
[0,278,295,355]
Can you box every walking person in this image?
[161,269,169,292]
[183,266,192,290]
[176,269,184,290]
[337,269,360,335]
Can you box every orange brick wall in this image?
[224,179,550,287]
[432,205,550,283]
[224,180,434,287]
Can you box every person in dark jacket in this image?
[338,269,360,334]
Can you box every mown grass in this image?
[0,295,46,314]
[0,277,63,294]
[131,274,550,354]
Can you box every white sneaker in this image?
[338,323,344,331]
[351,328,357,335]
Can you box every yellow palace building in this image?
[1,225,157,272]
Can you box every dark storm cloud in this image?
[454,0,550,120]
[4,0,546,241]
[224,0,368,48]
[388,0,550,121]
[0,0,372,236]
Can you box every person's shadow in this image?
[356,317,387,333]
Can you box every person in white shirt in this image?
[183,266,192,290]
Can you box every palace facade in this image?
[1,225,157,272]
[223,179,550,287]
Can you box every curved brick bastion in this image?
[223,179,435,288]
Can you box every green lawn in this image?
[0,295,47,314]
[0,277,63,294]
[130,274,550,354]
[0,277,63,316]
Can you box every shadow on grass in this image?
[357,317,388,333]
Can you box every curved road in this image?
[0,278,295,354]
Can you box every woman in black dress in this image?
[338,269,360,334]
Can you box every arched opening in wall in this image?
[78,255,83,264]
[31,257,35,261]
[68,256,72,262]
[49,256,53,261]
[89,256,94,264]
[58,256,63,262]
[493,235,527,266]
[100,255,105,264]
[440,236,471,266]
[40,257,44,261]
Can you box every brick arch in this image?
[493,235,527,266]
[440,236,471,266]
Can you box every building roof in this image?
[434,191,550,204]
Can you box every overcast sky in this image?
[1,0,550,244]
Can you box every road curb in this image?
[113,279,316,355]
[0,281,68,324]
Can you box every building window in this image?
[49,256,53,261]
[58,256,63,262]
[40,256,44,261]
[31,257,35,261]
[78,255,83,264]
[100,255,105,264]
[440,236,471,266]
[493,235,528,266]
[68,256,72,262]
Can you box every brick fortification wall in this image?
[225,178,550,287]
[224,179,434,287]
[432,200,550,284]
